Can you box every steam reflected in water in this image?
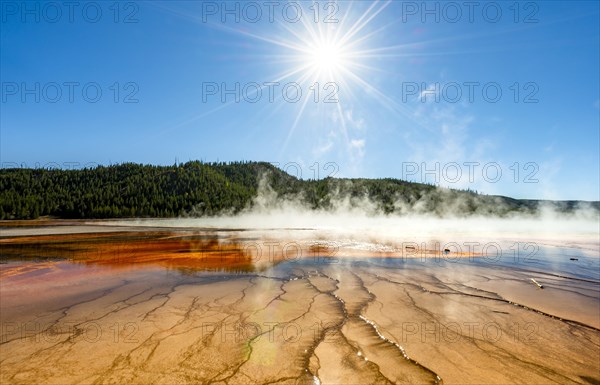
[0,221,598,384]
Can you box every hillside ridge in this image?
[0,161,597,219]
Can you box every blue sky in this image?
[1,1,599,200]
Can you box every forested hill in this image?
[0,161,597,220]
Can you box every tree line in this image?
[0,161,595,220]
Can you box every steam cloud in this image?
[115,172,599,246]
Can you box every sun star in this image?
[310,42,343,72]
[182,1,400,154]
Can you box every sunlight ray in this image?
[279,70,322,155]
[338,0,391,46]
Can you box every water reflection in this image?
[1,228,599,384]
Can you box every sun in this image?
[310,42,343,72]
[188,1,398,154]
